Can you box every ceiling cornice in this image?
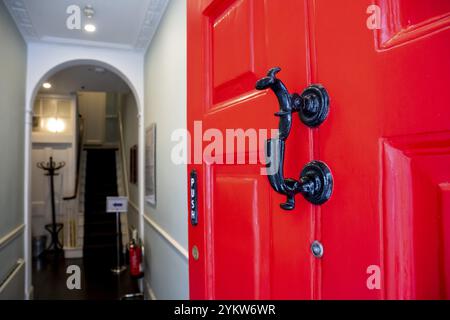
[135,0,169,51]
[3,0,169,53]
[4,0,39,40]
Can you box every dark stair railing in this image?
[63,114,84,201]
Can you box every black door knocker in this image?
[256,67,333,210]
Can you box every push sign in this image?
[190,170,198,226]
[106,196,128,213]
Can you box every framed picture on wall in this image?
[145,124,156,206]
[130,145,138,184]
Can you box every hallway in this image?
[30,148,141,300]
[0,0,185,300]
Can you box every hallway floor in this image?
[32,252,141,300]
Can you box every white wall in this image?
[78,92,107,145]
[143,0,188,299]
[26,42,144,111]
[121,93,140,231]
[0,1,26,300]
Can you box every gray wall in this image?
[0,1,26,299]
[143,0,188,299]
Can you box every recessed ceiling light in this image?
[88,66,105,73]
[84,24,96,32]
[42,82,52,89]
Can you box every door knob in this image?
[256,67,333,210]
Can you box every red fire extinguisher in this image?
[129,231,142,277]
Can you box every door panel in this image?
[208,0,267,105]
[383,133,450,299]
[442,184,450,299]
[378,0,450,48]
[396,0,450,26]
[210,164,271,299]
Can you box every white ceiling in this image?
[4,0,168,51]
[38,65,131,95]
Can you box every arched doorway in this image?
[25,59,144,299]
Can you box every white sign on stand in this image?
[106,196,128,274]
[106,196,128,213]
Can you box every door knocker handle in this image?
[256,67,333,210]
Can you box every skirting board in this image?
[145,280,157,300]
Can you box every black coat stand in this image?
[37,157,66,252]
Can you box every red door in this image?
[188,0,450,300]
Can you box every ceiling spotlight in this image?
[83,5,95,18]
[84,24,96,32]
[88,66,105,73]
[42,82,52,89]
